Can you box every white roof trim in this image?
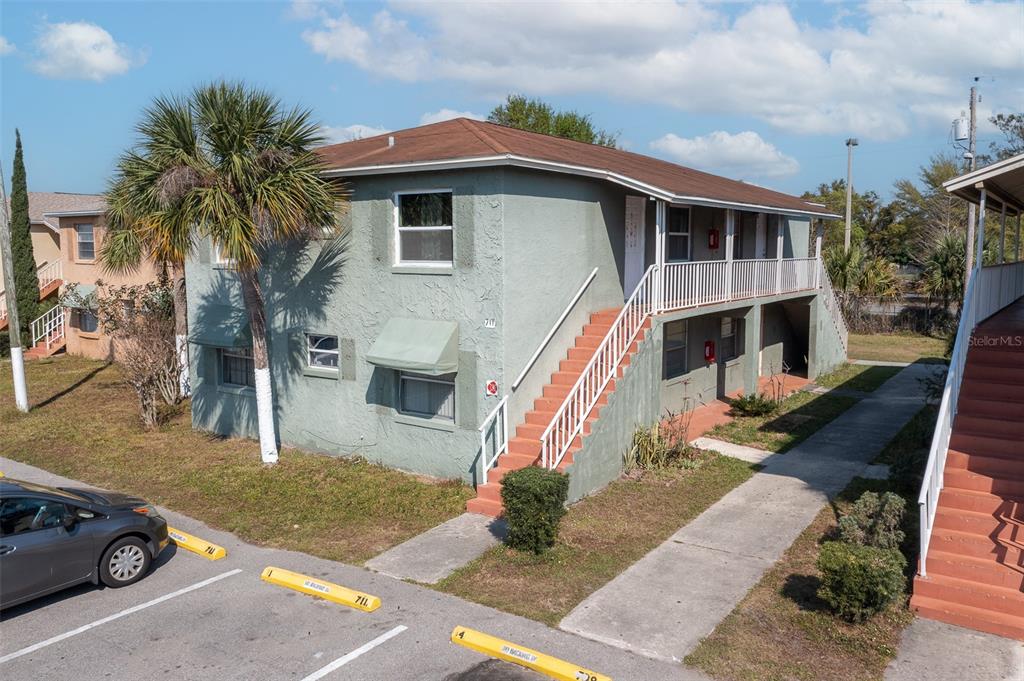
[42,209,104,218]
[322,154,840,219]
[31,218,61,234]
[943,153,1024,192]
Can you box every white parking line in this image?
[0,569,243,665]
[299,625,408,681]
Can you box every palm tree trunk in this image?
[172,263,190,399]
[239,268,278,464]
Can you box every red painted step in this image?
[956,397,1024,420]
[928,527,1023,563]
[933,505,1024,536]
[959,380,1024,402]
[944,468,1024,497]
[953,414,1024,440]
[947,450,1024,478]
[912,574,1024,619]
[948,431,1020,458]
[924,549,1024,590]
[467,307,647,517]
[910,594,1024,640]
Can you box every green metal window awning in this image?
[63,284,97,309]
[366,318,459,376]
[189,305,252,348]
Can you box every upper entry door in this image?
[624,196,647,297]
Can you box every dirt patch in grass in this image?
[685,478,916,681]
[708,391,859,453]
[436,454,755,627]
[815,363,902,393]
[0,356,473,564]
[849,333,948,364]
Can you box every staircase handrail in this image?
[918,261,1024,577]
[36,260,63,290]
[541,264,658,470]
[818,260,849,352]
[30,304,65,349]
[477,395,509,486]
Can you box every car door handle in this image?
[0,545,15,556]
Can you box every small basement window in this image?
[306,333,339,370]
[399,371,455,421]
[395,190,453,266]
[664,319,688,379]
[220,348,255,388]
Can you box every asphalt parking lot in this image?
[0,457,704,681]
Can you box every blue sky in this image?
[1,1,1022,201]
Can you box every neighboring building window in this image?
[395,190,453,266]
[664,320,688,379]
[76,224,95,261]
[220,348,255,388]
[212,242,234,266]
[79,310,99,334]
[306,334,339,370]
[667,207,690,262]
[721,317,739,361]
[399,371,455,421]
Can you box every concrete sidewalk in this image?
[560,362,941,663]
[884,619,1023,681]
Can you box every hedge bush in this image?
[817,540,906,622]
[838,491,906,550]
[731,393,779,417]
[500,467,569,554]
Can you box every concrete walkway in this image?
[690,437,774,464]
[366,513,506,584]
[560,362,942,663]
[884,619,1023,681]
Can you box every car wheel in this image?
[99,537,151,588]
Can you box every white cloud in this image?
[419,108,485,125]
[0,36,15,56]
[300,1,1023,140]
[322,123,390,143]
[32,22,141,81]
[651,131,800,180]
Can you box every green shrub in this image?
[838,491,906,550]
[625,423,671,471]
[817,541,906,622]
[731,393,779,417]
[501,467,569,554]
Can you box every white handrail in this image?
[918,260,1024,577]
[477,395,509,486]
[512,267,598,390]
[541,265,658,470]
[818,260,849,353]
[0,295,6,321]
[36,260,62,290]
[30,304,65,349]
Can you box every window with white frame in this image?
[79,310,99,334]
[664,320,688,379]
[721,317,739,361]
[220,348,255,388]
[75,224,95,261]
[399,371,455,421]
[306,334,339,370]
[395,191,453,266]
[212,242,234,266]
[667,207,690,262]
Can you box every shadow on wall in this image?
[189,234,349,443]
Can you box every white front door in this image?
[624,196,647,296]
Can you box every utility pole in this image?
[964,81,978,289]
[0,166,29,412]
[844,138,858,253]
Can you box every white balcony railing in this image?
[918,260,1024,577]
[539,256,830,472]
[0,295,6,322]
[37,261,63,290]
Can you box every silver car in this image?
[0,477,170,609]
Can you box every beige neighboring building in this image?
[0,192,160,360]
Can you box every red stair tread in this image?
[910,594,1024,641]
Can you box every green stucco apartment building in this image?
[185,118,847,515]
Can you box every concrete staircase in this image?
[911,316,1024,640]
[467,308,651,517]
[24,333,66,359]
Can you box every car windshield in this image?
[4,480,92,503]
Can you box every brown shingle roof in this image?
[22,192,106,231]
[318,118,834,217]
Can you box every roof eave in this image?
[42,209,105,218]
[322,154,839,219]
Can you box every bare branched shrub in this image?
[96,279,182,428]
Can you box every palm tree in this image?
[101,82,347,463]
[919,230,966,314]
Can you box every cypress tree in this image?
[9,129,39,345]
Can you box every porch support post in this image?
[976,187,987,273]
[743,303,761,396]
[999,204,1006,264]
[775,216,784,294]
[725,209,735,301]
[655,199,667,312]
[814,219,824,288]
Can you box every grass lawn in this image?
[814,363,902,393]
[874,405,938,467]
[848,333,948,364]
[436,454,755,627]
[0,356,473,564]
[685,477,916,681]
[707,390,859,453]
